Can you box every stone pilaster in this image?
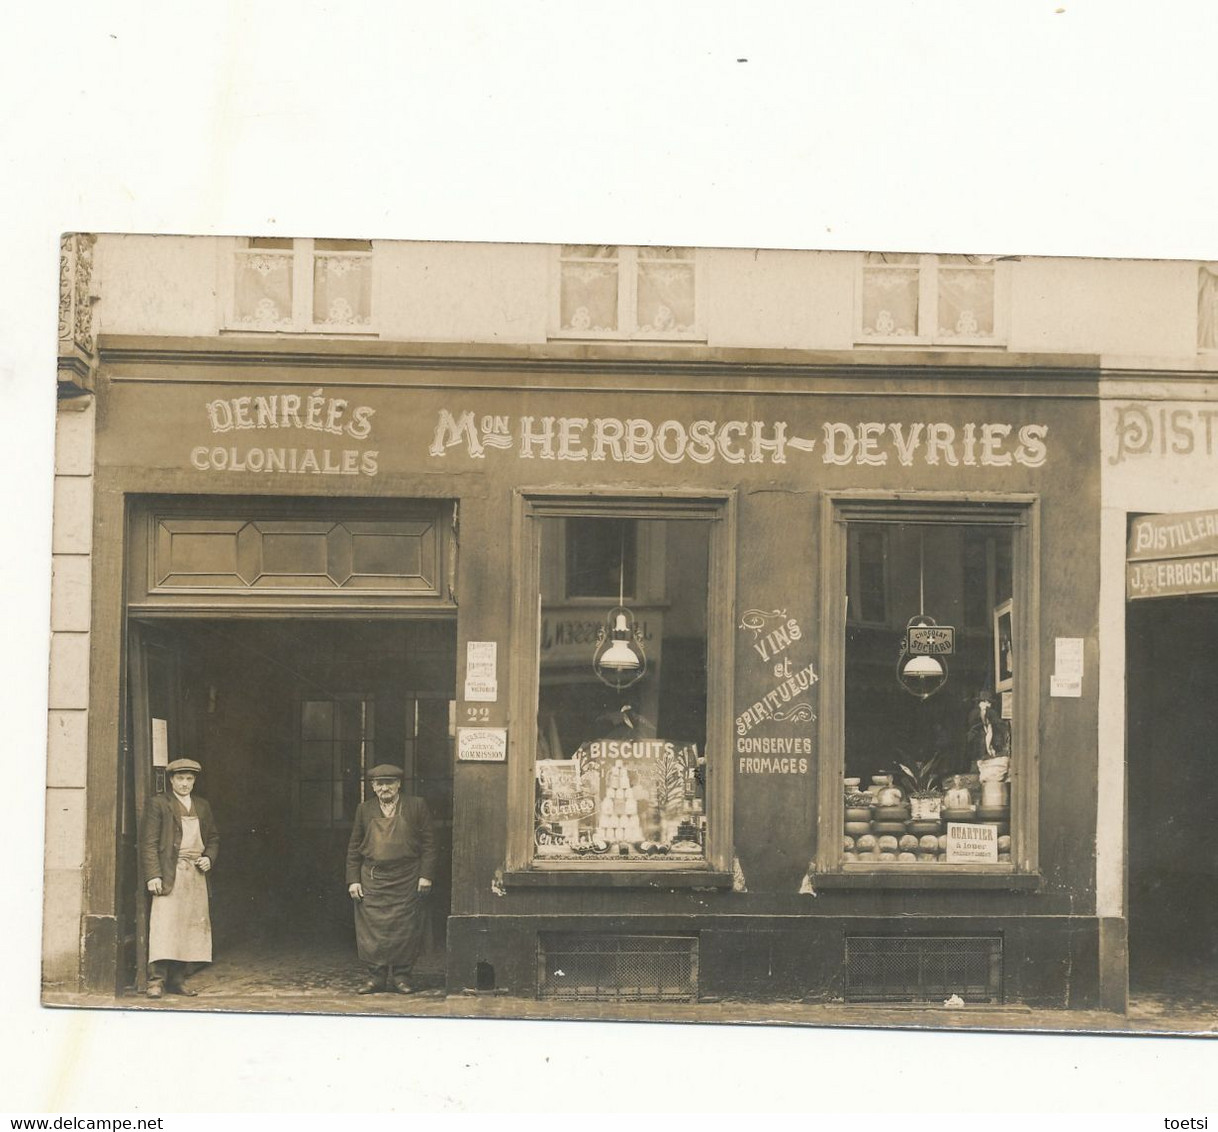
[57,233,98,396]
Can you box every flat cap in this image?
[166,758,202,774]
[366,763,404,780]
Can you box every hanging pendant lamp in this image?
[593,528,647,690]
[897,529,953,700]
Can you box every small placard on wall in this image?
[457,727,508,762]
[464,641,498,702]
[151,718,169,767]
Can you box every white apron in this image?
[149,812,213,963]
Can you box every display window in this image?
[819,495,1039,876]
[512,494,733,873]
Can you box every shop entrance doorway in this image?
[120,618,456,996]
[1126,598,1218,1009]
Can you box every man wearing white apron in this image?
[139,758,220,998]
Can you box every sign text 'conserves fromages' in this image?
[429,410,1049,467]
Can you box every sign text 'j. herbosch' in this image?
[192,390,380,476]
[429,410,1049,467]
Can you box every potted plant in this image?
[896,755,944,821]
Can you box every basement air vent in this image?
[844,935,1003,1004]
[538,933,698,1003]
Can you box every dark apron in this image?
[355,857,428,969]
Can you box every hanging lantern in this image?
[897,615,951,700]
[896,530,954,700]
[594,605,647,690]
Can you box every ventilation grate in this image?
[844,935,1003,1004]
[538,933,698,1003]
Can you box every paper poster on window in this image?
[464,640,498,702]
[151,718,169,767]
[945,822,999,864]
[1055,637,1084,678]
[534,741,703,860]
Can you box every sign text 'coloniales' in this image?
[193,389,380,477]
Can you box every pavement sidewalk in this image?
[39,986,1217,1037]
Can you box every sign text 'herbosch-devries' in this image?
[429,410,1049,467]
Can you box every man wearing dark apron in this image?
[345,764,437,994]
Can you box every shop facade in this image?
[1099,384,1218,1004]
[45,236,1216,1011]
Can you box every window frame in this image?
[506,488,736,880]
[1198,263,1218,353]
[816,491,1041,885]
[854,253,1010,347]
[549,245,704,342]
[221,236,376,335]
[293,691,375,830]
[846,525,892,627]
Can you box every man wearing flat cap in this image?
[345,764,437,994]
[138,758,220,998]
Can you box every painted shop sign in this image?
[735,660,818,736]
[1127,556,1218,600]
[174,395,1052,476]
[191,389,381,476]
[429,410,1049,468]
[1109,402,1218,465]
[1128,509,1218,561]
[1125,510,1218,599]
[735,608,816,773]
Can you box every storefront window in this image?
[532,513,711,865]
[840,516,1020,868]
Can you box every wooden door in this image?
[121,621,186,991]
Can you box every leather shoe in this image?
[167,983,198,996]
[146,982,164,999]
[389,976,414,995]
[356,978,383,995]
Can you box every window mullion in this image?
[622,247,638,337]
[921,253,937,341]
[294,238,314,328]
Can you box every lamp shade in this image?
[600,614,642,670]
[593,607,647,689]
[901,654,944,679]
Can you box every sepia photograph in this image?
[39,230,1218,1034]
[7,0,1218,1119]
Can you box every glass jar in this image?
[943,774,973,810]
[874,782,905,807]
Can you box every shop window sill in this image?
[812,868,1042,892]
[503,868,733,890]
